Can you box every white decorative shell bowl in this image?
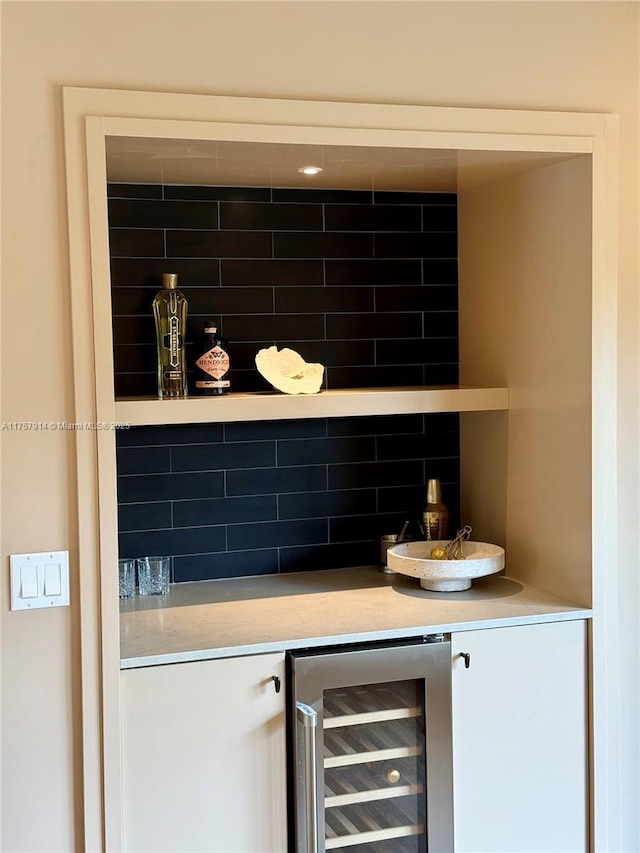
[387,540,505,592]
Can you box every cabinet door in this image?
[121,652,287,853]
[452,620,587,853]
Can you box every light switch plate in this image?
[10,551,70,610]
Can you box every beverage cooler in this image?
[288,636,453,853]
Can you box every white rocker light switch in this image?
[10,551,70,610]
[44,562,62,597]
[20,564,39,598]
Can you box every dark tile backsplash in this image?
[109,183,460,581]
[108,183,458,397]
[117,414,461,582]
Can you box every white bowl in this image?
[387,540,505,592]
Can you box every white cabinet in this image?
[120,652,287,853]
[451,619,588,853]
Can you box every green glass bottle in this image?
[152,273,188,398]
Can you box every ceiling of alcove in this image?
[105,137,580,192]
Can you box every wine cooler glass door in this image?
[323,678,427,851]
[291,638,452,853]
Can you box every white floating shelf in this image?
[114,385,509,426]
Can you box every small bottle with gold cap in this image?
[153,273,188,398]
[422,479,449,540]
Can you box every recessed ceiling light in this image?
[298,166,323,175]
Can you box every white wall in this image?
[1,2,638,850]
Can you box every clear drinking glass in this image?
[137,556,170,595]
[118,558,136,598]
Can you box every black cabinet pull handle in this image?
[460,652,471,669]
[271,675,281,693]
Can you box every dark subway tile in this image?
[376,432,460,461]
[173,495,277,528]
[107,183,162,199]
[328,460,424,490]
[326,259,421,286]
[424,412,460,433]
[278,488,377,520]
[222,313,325,342]
[112,316,155,346]
[224,418,327,443]
[119,524,226,559]
[114,373,155,398]
[273,188,372,204]
[328,414,424,437]
[375,433,432,462]
[423,259,459,285]
[108,199,219,229]
[109,228,164,258]
[118,502,172,532]
[110,258,220,288]
[221,259,324,287]
[424,363,459,384]
[223,341,271,371]
[127,287,273,326]
[114,344,156,374]
[186,286,273,316]
[325,204,421,233]
[226,370,274,394]
[275,287,374,314]
[165,186,271,202]
[279,541,378,573]
[329,514,407,543]
[226,465,327,497]
[423,311,459,338]
[220,202,322,231]
[433,430,462,458]
[167,230,272,258]
[283,340,374,368]
[328,515,376,544]
[374,191,456,206]
[422,205,458,231]
[274,232,373,259]
[171,441,275,473]
[375,285,458,312]
[112,287,158,316]
[117,471,224,503]
[325,365,424,389]
[426,338,459,365]
[116,446,171,475]
[377,485,425,515]
[173,549,278,582]
[423,456,461,483]
[326,313,422,340]
[116,422,224,447]
[375,338,459,365]
[375,232,458,259]
[277,436,376,466]
[227,519,327,551]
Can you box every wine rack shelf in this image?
[322,680,427,851]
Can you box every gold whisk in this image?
[444,525,473,560]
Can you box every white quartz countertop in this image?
[120,566,592,669]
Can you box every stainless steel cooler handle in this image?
[296,701,319,853]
